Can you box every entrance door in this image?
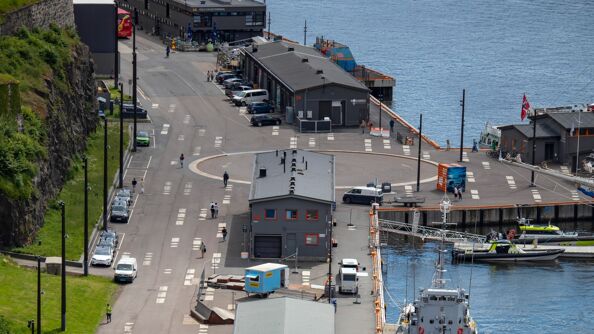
[254,235,282,258]
[544,142,555,161]
[331,101,342,125]
[286,233,296,256]
[319,101,331,120]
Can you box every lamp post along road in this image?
[416,113,423,192]
[60,201,66,331]
[132,9,138,152]
[378,93,383,131]
[459,89,466,162]
[575,109,582,174]
[119,83,124,188]
[37,256,41,334]
[103,117,108,231]
[83,156,89,276]
[531,112,537,186]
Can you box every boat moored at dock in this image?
[515,221,594,246]
[453,240,565,263]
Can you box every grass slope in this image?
[14,122,129,260]
[0,256,118,333]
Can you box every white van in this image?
[232,89,269,106]
[114,257,137,283]
[342,186,383,205]
[337,267,358,294]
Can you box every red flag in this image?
[521,94,531,121]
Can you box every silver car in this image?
[91,245,114,266]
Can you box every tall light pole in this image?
[132,8,138,152]
[59,201,66,332]
[36,256,41,334]
[303,19,307,45]
[416,114,423,192]
[83,156,89,276]
[530,112,537,186]
[459,89,466,162]
[118,82,124,189]
[575,108,582,174]
[113,4,119,87]
[378,93,383,132]
[267,12,271,40]
[103,117,108,231]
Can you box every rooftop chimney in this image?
[259,168,267,178]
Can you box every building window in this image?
[306,210,319,220]
[245,11,264,26]
[305,234,319,245]
[264,209,276,220]
[144,0,148,9]
[285,209,297,220]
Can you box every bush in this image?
[0,315,9,334]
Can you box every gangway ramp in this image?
[379,219,486,244]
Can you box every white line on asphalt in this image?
[192,238,203,250]
[383,139,391,150]
[168,104,175,113]
[223,194,231,204]
[184,182,192,195]
[127,195,139,222]
[156,286,168,304]
[571,190,580,201]
[327,133,334,141]
[137,87,147,100]
[404,185,413,197]
[225,184,233,192]
[163,269,172,274]
[302,270,311,286]
[170,237,180,248]
[560,166,571,175]
[111,233,125,268]
[467,171,476,183]
[178,134,185,141]
[290,137,298,149]
[215,136,223,148]
[272,126,279,136]
[217,223,227,238]
[152,130,156,148]
[163,181,172,195]
[161,124,170,135]
[462,151,469,162]
[170,160,177,165]
[505,175,517,189]
[482,161,491,170]
[152,103,159,109]
[422,151,430,160]
[183,114,190,124]
[199,129,206,136]
[193,146,202,156]
[365,139,372,152]
[470,189,480,200]
[184,268,196,286]
[143,252,152,266]
[531,189,542,203]
[309,137,316,148]
[199,208,207,221]
[124,322,134,333]
[402,145,410,156]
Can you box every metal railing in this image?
[378,219,486,244]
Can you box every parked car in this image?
[114,256,138,283]
[225,85,252,98]
[110,204,129,223]
[91,245,114,266]
[215,71,233,81]
[112,197,128,208]
[233,89,269,106]
[247,102,275,114]
[251,114,282,127]
[100,229,119,245]
[98,235,117,250]
[136,131,150,146]
[121,103,148,119]
[222,77,243,89]
[342,186,384,205]
[216,73,238,84]
[115,189,132,206]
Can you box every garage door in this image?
[254,235,282,258]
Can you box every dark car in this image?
[121,103,148,119]
[110,204,129,223]
[216,73,238,84]
[222,77,244,89]
[251,114,282,127]
[226,85,252,98]
[247,102,275,114]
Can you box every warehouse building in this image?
[248,149,335,261]
[117,0,265,43]
[240,39,370,130]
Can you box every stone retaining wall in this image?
[0,0,74,36]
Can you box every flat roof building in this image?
[117,0,265,43]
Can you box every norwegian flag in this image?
[521,94,531,121]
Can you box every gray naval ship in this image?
[396,198,478,334]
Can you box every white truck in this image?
[114,257,138,283]
[337,258,360,294]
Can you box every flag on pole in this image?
[521,94,531,121]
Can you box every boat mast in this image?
[432,197,451,289]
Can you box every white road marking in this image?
[560,166,571,175]
[124,322,134,333]
[198,129,206,136]
[223,194,231,204]
[151,103,159,109]
[170,160,177,166]
[199,324,209,333]
[156,286,168,304]
[168,104,175,113]
[137,87,148,100]
[225,184,233,192]
[467,171,476,183]
[290,137,298,149]
[470,189,480,200]
[272,126,279,136]
[193,146,202,156]
[365,139,372,152]
[199,208,207,221]
[178,134,185,141]
[422,151,430,160]
[571,190,580,201]
[482,161,491,170]
[183,114,190,124]
[462,151,469,162]
[184,268,196,286]
[309,137,316,148]
[404,185,413,197]
[327,133,334,141]
[176,208,186,225]
[183,182,192,196]
[239,106,247,115]
[214,136,223,148]
[192,238,203,250]
[143,252,153,266]
[531,189,542,203]
[302,270,311,286]
[163,268,173,274]
[217,223,227,238]
[383,139,391,150]
[402,145,410,156]
[204,287,215,301]
[170,237,180,248]
[161,124,170,135]
[505,176,517,190]
[163,181,172,195]
[211,253,221,269]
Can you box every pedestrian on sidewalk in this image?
[222,227,227,241]
[453,186,459,200]
[360,119,366,134]
[131,178,137,193]
[458,187,463,201]
[223,171,229,187]
[446,139,451,151]
[210,201,215,219]
[472,139,479,152]
[140,178,145,194]
[201,242,206,258]
[389,119,395,133]
[106,304,112,323]
[166,45,170,58]
[206,70,211,82]
[179,153,185,168]
[214,202,219,218]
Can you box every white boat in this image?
[478,122,500,150]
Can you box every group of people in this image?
[209,201,220,218]
[131,177,144,194]
[206,70,215,82]
[453,185,464,200]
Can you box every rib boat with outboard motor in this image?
[513,219,594,246]
[452,239,565,263]
[396,197,478,334]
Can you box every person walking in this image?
[210,201,215,219]
[446,139,451,151]
[389,119,395,133]
[458,186,463,201]
[214,202,219,218]
[166,45,170,58]
[106,304,112,323]
[360,119,366,134]
[140,178,145,194]
[201,242,206,258]
[221,227,227,241]
[223,171,229,187]
[206,70,210,82]
[453,186,459,200]
[179,153,185,168]
[131,178,137,193]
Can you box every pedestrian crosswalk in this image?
[531,189,542,203]
[505,176,517,189]
[211,253,221,270]
[560,166,571,175]
[183,182,192,195]
[402,145,411,156]
[199,324,209,334]
[151,103,159,109]
[163,181,172,195]
[217,223,227,238]
[272,126,279,136]
[199,208,207,221]
[183,114,190,124]
[160,124,170,135]
[482,161,491,170]
[301,270,311,286]
[156,286,168,304]
[467,171,475,183]
[225,184,233,192]
[168,104,175,113]
[470,189,480,200]
[193,146,201,156]
[462,151,469,162]
[571,190,580,201]
[383,139,391,150]
[170,237,180,248]
[176,208,186,225]
[404,185,413,197]
[364,139,372,152]
[192,238,203,251]
[214,136,223,148]
[223,194,231,204]
[290,137,298,149]
[422,151,430,160]
[309,137,316,148]
[143,252,153,266]
[184,268,196,286]
[327,133,335,141]
[124,322,134,333]
[177,134,184,141]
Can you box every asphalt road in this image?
[95,33,590,334]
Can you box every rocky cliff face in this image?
[0,42,97,247]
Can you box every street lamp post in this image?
[575,109,582,174]
[118,82,124,189]
[459,89,466,162]
[103,116,108,231]
[36,256,41,334]
[83,156,89,276]
[132,9,138,152]
[530,113,537,186]
[378,93,383,132]
[113,4,119,87]
[60,201,66,331]
[416,113,423,192]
